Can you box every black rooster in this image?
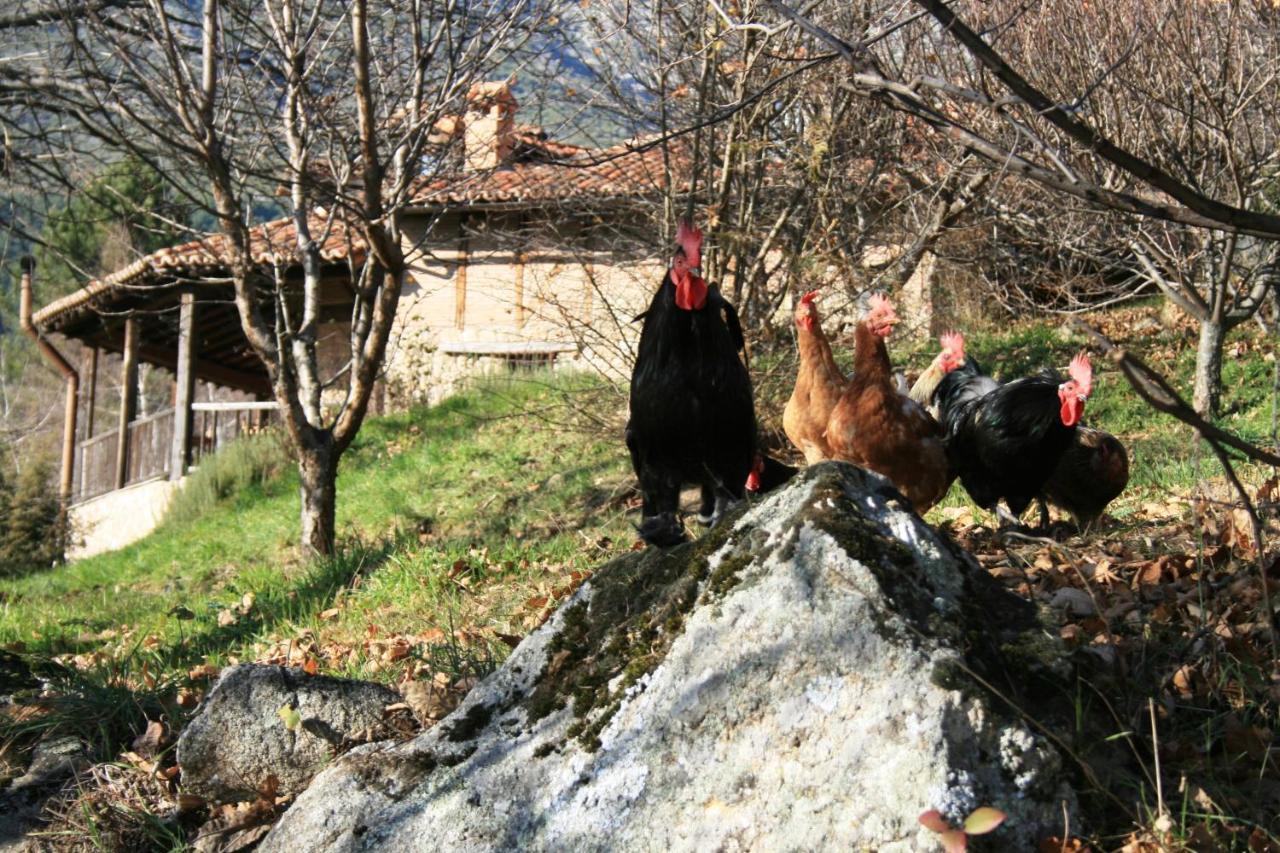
[935,351,1094,528]
[626,222,756,546]
[696,452,798,523]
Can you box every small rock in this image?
[1132,316,1162,334]
[0,735,91,852]
[10,735,90,791]
[176,664,401,802]
[1050,587,1097,617]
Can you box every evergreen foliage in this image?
[34,157,184,298]
[0,457,65,576]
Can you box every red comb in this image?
[868,292,891,313]
[939,330,964,356]
[1069,351,1093,396]
[800,290,819,305]
[675,220,703,266]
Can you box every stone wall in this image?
[383,213,661,407]
[68,477,180,560]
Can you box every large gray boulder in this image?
[261,463,1077,851]
[177,664,401,802]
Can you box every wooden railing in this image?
[73,402,278,504]
[191,401,278,468]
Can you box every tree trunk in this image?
[1193,317,1227,417]
[298,440,337,558]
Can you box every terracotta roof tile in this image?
[34,133,689,330]
[33,216,367,327]
[410,136,691,206]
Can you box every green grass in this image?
[2,308,1271,683]
[2,307,1276,849]
[0,372,636,684]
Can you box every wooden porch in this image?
[25,220,364,508]
[73,401,279,504]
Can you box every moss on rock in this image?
[521,504,753,751]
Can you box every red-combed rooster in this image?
[935,351,1095,527]
[783,290,848,463]
[825,294,953,511]
[909,331,967,417]
[626,221,756,546]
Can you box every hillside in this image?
[1,302,1278,850]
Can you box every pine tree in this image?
[0,461,64,575]
[34,157,184,298]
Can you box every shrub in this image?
[0,459,66,576]
[163,429,289,527]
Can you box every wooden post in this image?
[455,243,469,329]
[170,291,198,481]
[115,317,139,490]
[455,213,470,329]
[82,347,98,441]
[514,251,526,328]
[79,346,98,499]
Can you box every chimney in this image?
[463,79,518,172]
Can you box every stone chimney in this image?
[463,79,518,172]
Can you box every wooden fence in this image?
[74,402,278,504]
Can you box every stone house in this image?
[27,81,685,551]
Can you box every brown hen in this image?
[826,294,953,511]
[1039,426,1129,529]
[782,290,848,463]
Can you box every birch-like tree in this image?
[1,0,549,555]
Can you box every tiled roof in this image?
[510,127,588,161]
[33,133,687,330]
[33,215,367,327]
[411,136,689,206]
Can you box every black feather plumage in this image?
[626,272,755,545]
[935,356,1078,518]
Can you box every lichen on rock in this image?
[259,462,1078,852]
[176,664,402,802]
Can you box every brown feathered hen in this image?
[783,290,849,463]
[826,294,953,511]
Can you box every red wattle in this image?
[746,470,761,491]
[1060,397,1083,427]
[675,274,708,311]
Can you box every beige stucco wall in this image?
[68,477,181,560]
[385,213,663,407]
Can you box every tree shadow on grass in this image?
[157,537,402,670]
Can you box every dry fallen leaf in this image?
[132,719,166,758]
[1223,714,1272,761]
[189,663,220,681]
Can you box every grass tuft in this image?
[162,430,291,528]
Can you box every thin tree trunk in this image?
[298,440,337,558]
[1193,318,1227,417]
